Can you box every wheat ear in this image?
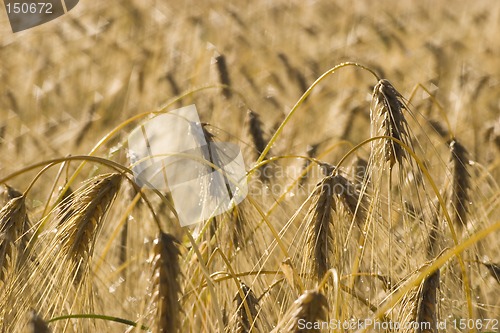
[215,54,232,98]
[246,109,267,158]
[1,184,22,202]
[234,283,259,333]
[0,195,31,282]
[28,309,51,333]
[482,262,500,284]
[305,175,336,281]
[332,173,367,226]
[273,289,328,333]
[449,138,470,230]
[416,269,440,333]
[246,109,273,182]
[371,79,409,167]
[57,173,121,281]
[152,231,182,333]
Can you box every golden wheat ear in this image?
[448,138,471,230]
[152,231,182,333]
[56,173,122,282]
[371,79,410,167]
[305,175,336,282]
[28,309,51,333]
[273,289,328,333]
[234,282,259,333]
[416,269,440,333]
[0,194,31,283]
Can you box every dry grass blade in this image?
[152,231,182,333]
[449,138,470,230]
[234,283,259,333]
[305,176,336,281]
[28,309,51,333]
[273,289,328,333]
[57,173,121,280]
[416,269,440,333]
[0,195,31,282]
[371,79,409,167]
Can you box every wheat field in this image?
[0,1,499,332]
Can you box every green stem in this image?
[47,314,149,331]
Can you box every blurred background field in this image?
[0,1,499,332]
[1,0,499,173]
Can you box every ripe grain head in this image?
[152,231,182,333]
